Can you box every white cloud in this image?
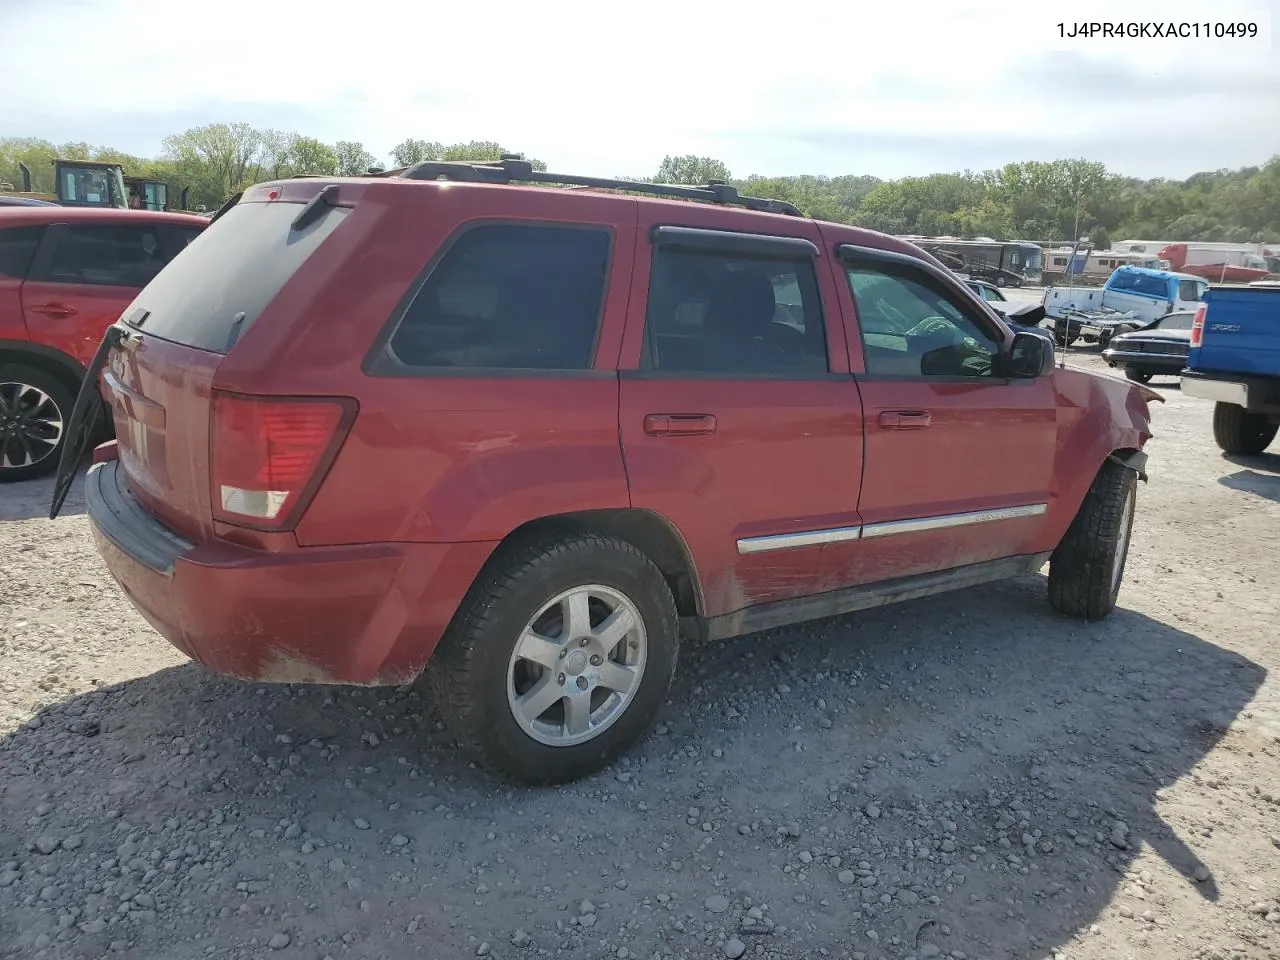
[3,0,1277,178]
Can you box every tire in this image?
[1048,458,1137,620]
[430,532,680,785]
[1124,367,1152,384]
[1213,402,1278,455]
[0,364,76,484]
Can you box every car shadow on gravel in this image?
[1219,453,1280,503]
[0,576,1266,960]
[0,472,86,522]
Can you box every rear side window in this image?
[642,250,828,375]
[46,224,170,288]
[1178,279,1207,301]
[388,224,611,370]
[124,201,349,354]
[0,226,43,279]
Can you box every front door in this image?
[835,244,1058,584]
[617,216,865,619]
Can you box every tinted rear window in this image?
[123,201,349,353]
[0,225,43,279]
[387,224,611,370]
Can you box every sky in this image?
[2,0,1278,182]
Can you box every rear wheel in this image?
[1048,459,1137,620]
[1124,367,1152,384]
[430,532,680,784]
[0,365,76,484]
[1213,402,1278,455]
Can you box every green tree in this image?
[333,141,378,176]
[390,138,444,167]
[285,136,339,176]
[655,155,731,185]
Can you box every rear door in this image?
[22,220,173,367]
[0,223,45,343]
[617,215,865,619]
[833,242,1057,583]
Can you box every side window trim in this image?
[26,223,67,283]
[651,225,820,260]
[364,218,617,378]
[837,242,1007,345]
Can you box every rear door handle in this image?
[644,413,717,437]
[879,410,931,429]
[29,303,78,319]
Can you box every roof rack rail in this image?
[394,155,804,216]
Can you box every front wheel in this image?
[0,365,76,484]
[1124,367,1153,384]
[1213,402,1278,455]
[1048,459,1138,620]
[430,532,680,784]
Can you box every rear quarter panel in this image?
[211,183,641,547]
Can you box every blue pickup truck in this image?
[1181,283,1280,455]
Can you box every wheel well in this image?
[0,345,83,397]
[504,509,703,618]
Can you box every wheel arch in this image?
[0,340,85,395]
[498,507,705,621]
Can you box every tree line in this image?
[3,123,1279,245]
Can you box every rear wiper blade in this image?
[209,191,242,224]
[291,184,339,231]
[49,325,128,520]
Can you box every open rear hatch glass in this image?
[101,196,351,539]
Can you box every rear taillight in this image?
[1190,302,1207,347]
[211,392,355,530]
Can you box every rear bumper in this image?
[1102,348,1186,371]
[86,459,495,685]
[1180,370,1280,413]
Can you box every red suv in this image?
[0,206,206,481]
[62,159,1158,784]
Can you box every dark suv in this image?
[60,159,1158,784]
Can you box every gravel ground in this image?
[2,351,1278,960]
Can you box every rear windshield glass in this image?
[1108,271,1169,298]
[123,200,349,353]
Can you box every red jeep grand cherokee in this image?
[0,206,206,481]
[62,159,1158,784]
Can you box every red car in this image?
[64,160,1158,784]
[0,206,206,481]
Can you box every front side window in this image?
[846,262,999,378]
[642,248,828,375]
[47,224,170,287]
[390,224,610,370]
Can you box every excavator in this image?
[0,158,190,211]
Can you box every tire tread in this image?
[1048,459,1136,620]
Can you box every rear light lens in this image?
[1190,302,1207,347]
[211,392,355,530]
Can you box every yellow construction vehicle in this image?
[2,159,190,211]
